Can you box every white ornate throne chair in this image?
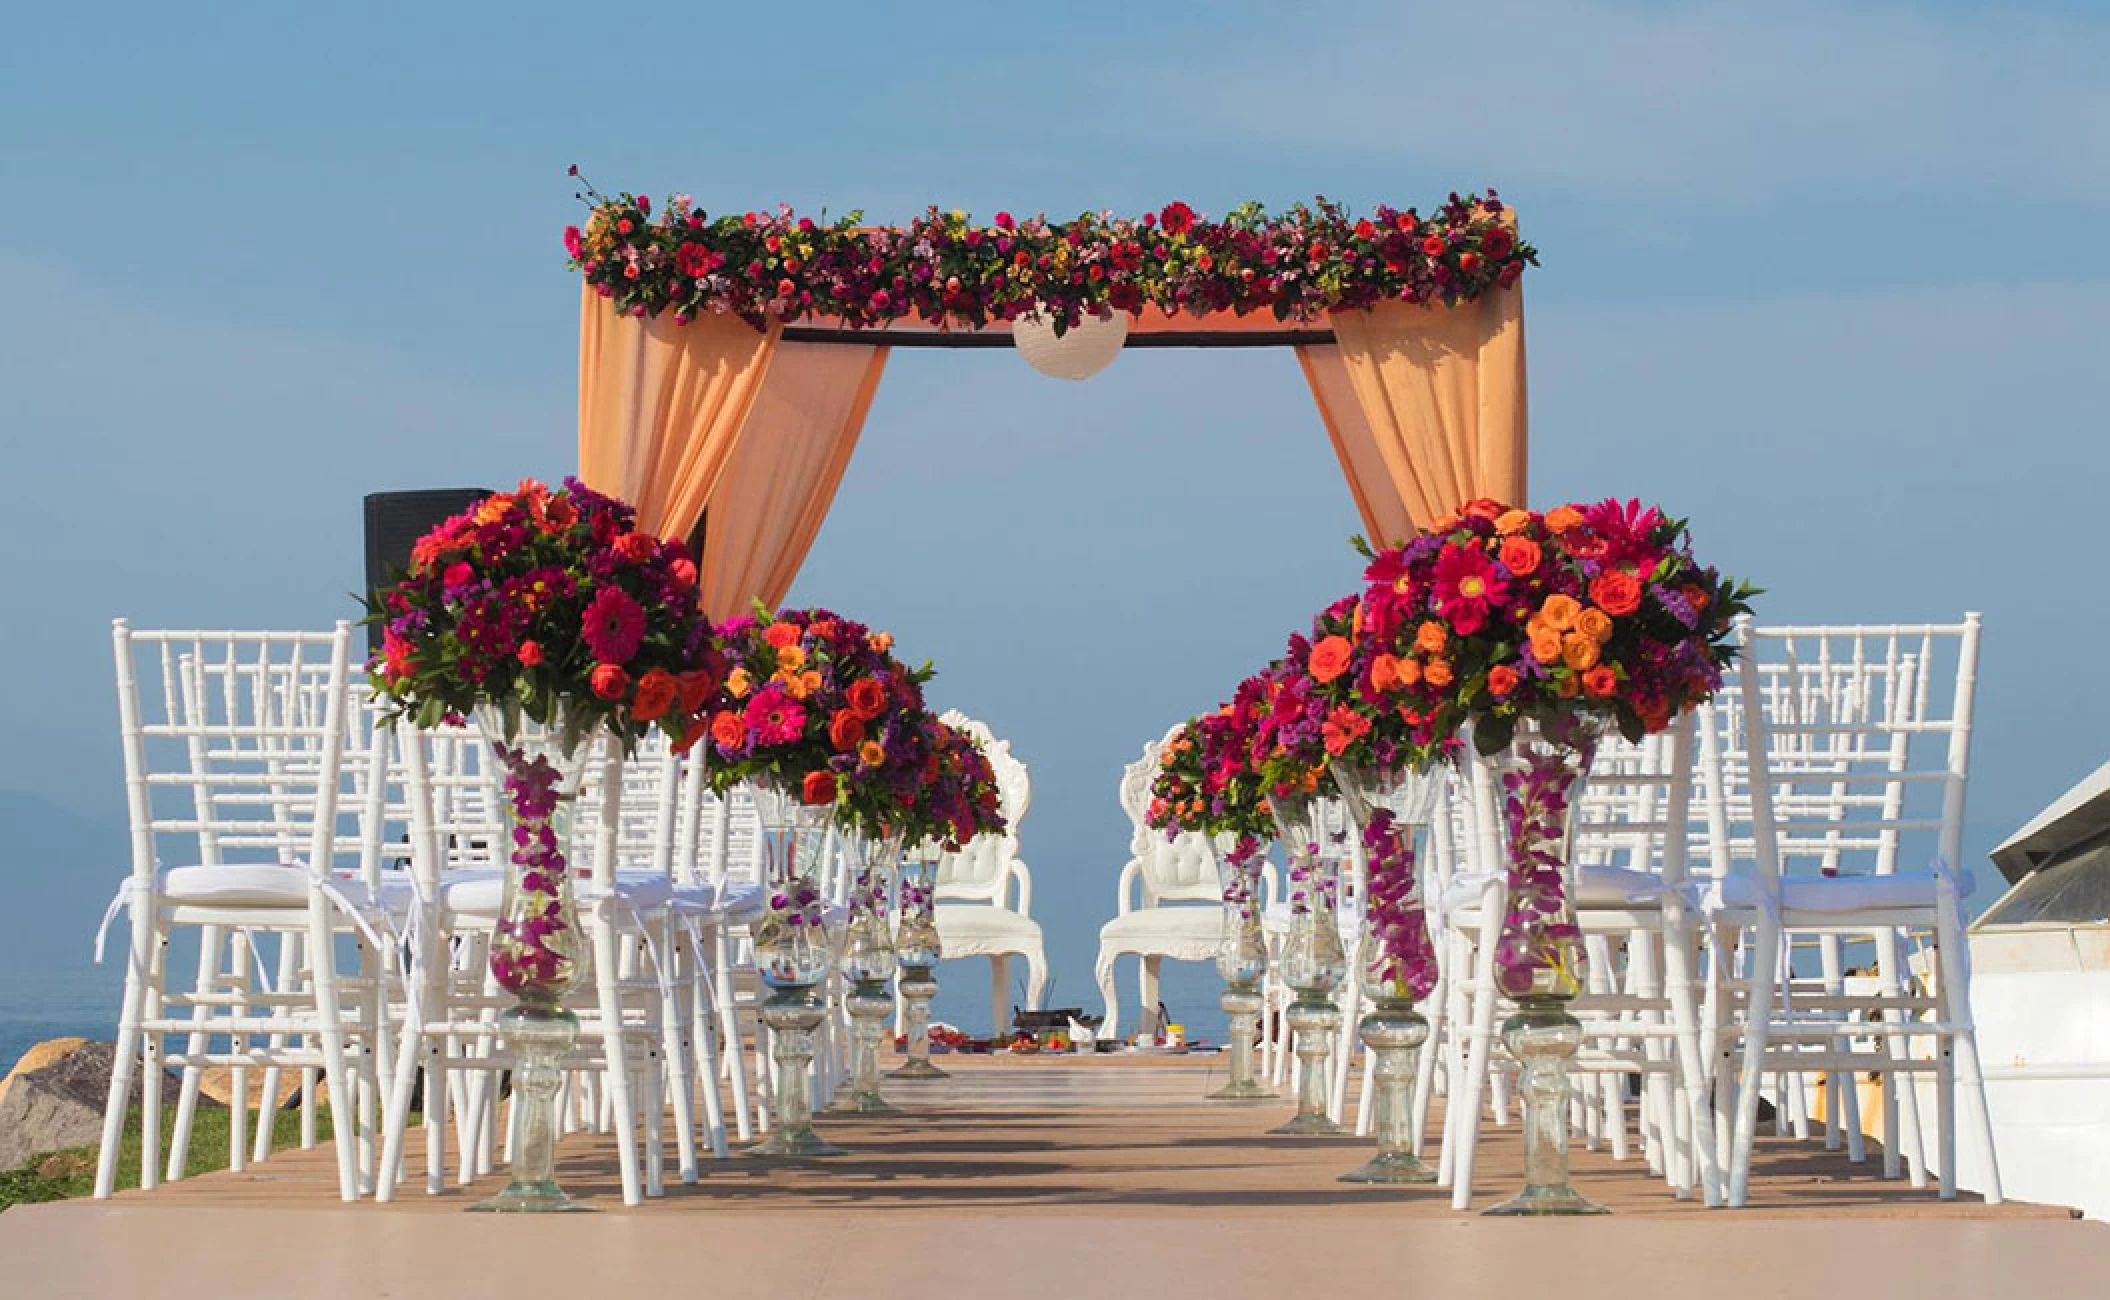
[932,710,1049,1037]
[1094,723,1268,1040]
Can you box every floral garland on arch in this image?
[566,172,1534,334]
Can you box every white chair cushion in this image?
[670,879,765,923]
[1438,865,1667,919]
[934,903,1044,955]
[1701,871,1950,915]
[1098,905,1220,949]
[436,868,674,918]
[161,863,311,907]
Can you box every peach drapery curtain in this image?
[577,287,781,542]
[1297,287,1528,547]
[699,343,889,621]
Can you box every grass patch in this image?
[0,1105,324,1213]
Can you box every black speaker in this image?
[363,489,492,653]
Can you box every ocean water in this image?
[0,967,122,1077]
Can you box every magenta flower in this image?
[581,585,645,663]
[744,685,806,746]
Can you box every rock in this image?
[195,1067,311,1113]
[0,1038,170,1171]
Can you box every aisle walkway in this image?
[3,1056,2102,1298]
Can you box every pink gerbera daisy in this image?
[744,686,806,746]
[1431,542,1509,635]
[581,586,645,663]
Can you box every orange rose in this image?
[1545,505,1584,534]
[868,630,894,653]
[1429,511,1462,534]
[1462,498,1506,520]
[1583,665,1619,698]
[1351,598,1365,640]
[631,668,678,721]
[1498,535,1542,576]
[775,643,808,672]
[1308,635,1354,685]
[1494,508,1534,535]
[801,770,838,805]
[1414,622,1447,655]
[710,710,746,749]
[1576,608,1614,643]
[1397,657,1424,687]
[1561,635,1601,671]
[1423,659,1455,688]
[590,663,630,700]
[859,740,887,767]
[726,666,752,698]
[1488,664,1520,697]
[1371,653,1405,693]
[829,709,864,751]
[1540,594,1581,630]
[763,621,800,649]
[1555,674,1582,699]
[1529,629,1564,664]
[1590,570,1643,617]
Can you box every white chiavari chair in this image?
[95,622,378,1202]
[1708,616,2002,1206]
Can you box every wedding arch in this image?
[566,187,1533,612]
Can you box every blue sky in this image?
[3,2,2107,1031]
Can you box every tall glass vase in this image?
[833,832,901,1114]
[888,850,946,1079]
[1209,833,1274,1101]
[744,781,846,1158]
[1330,762,1444,1183]
[469,701,596,1213]
[1484,714,1611,1216]
[1269,790,1349,1135]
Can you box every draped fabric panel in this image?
[698,343,889,622]
[577,287,780,542]
[1312,287,1528,537]
[1296,344,1416,550]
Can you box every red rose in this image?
[828,708,864,751]
[1354,219,1376,240]
[801,770,838,806]
[590,663,631,700]
[1583,665,1619,698]
[631,668,678,722]
[1589,570,1643,617]
[846,677,888,721]
[1481,226,1515,259]
[675,668,719,715]
[1421,234,1447,257]
[672,715,710,755]
[1488,664,1520,697]
[517,640,544,667]
[443,561,474,588]
[613,532,656,563]
[667,557,696,589]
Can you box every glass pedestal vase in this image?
[832,834,900,1115]
[1208,834,1274,1102]
[888,853,947,1080]
[1268,792,1348,1136]
[1340,994,1434,1184]
[1482,714,1610,1215]
[469,703,595,1213]
[1329,762,1445,1183]
[1483,998,1606,1215]
[743,781,846,1158]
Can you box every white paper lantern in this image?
[1012,309,1129,380]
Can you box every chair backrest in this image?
[933,710,1029,904]
[1119,725,1225,907]
[112,622,354,885]
[1728,616,1981,887]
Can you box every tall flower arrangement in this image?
[567,177,1533,334]
[700,606,933,811]
[368,477,721,750]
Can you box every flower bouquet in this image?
[367,476,719,1212]
[1360,496,1752,1213]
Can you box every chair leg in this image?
[1093,947,1121,1042]
[1876,927,1929,1186]
[1450,915,1504,1211]
[1729,910,1783,1208]
[1935,908,2001,1203]
[306,903,360,1202]
[989,954,1010,1042]
[1024,946,1049,1012]
[591,908,643,1206]
[253,931,300,1164]
[1139,956,1162,1038]
[95,916,155,1200]
[166,923,226,1185]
